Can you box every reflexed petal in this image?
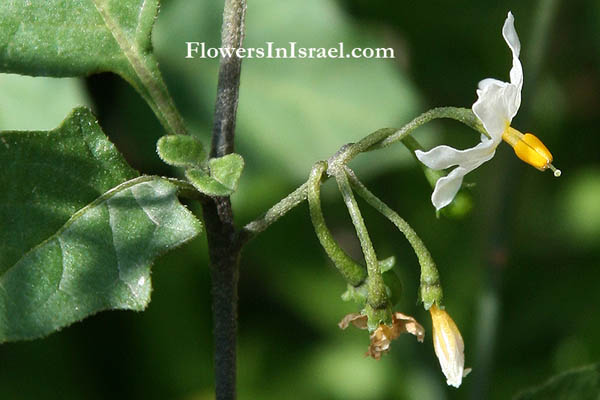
[477,78,505,91]
[472,81,512,140]
[472,12,523,139]
[503,84,521,122]
[430,166,467,211]
[503,12,523,91]
[430,151,496,210]
[415,138,497,170]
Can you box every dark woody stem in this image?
[201,1,247,400]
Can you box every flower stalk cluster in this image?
[291,11,560,389]
[235,11,562,391]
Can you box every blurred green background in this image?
[1,0,599,398]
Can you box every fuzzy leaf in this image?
[0,0,156,78]
[185,168,233,197]
[157,134,206,168]
[209,153,245,191]
[0,108,202,342]
[185,154,245,197]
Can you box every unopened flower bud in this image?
[430,305,469,388]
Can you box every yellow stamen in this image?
[502,126,561,176]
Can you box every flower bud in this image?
[430,305,467,388]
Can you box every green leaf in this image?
[514,363,600,400]
[186,168,233,197]
[0,0,184,134]
[209,153,245,191]
[185,154,245,197]
[157,134,206,168]
[0,107,202,342]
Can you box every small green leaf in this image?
[0,0,184,133]
[0,108,202,342]
[157,135,206,168]
[514,363,600,400]
[185,168,234,197]
[185,154,245,197]
[209,153,245,191]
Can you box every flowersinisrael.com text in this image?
[185,42,395,60]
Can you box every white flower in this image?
[430,305,470,388]
[416,12,559,211]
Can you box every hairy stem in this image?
[345,167,443,309]
[211,0,247,157]
[332,167,387,310]
[202,1,247,400]
[240,182,309,243]
[242,107,480,239]
[307,162,367,286]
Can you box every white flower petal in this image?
[415,138,497,170]
[472,80,513,140]
[503,11,523,91]
[477,78,505,92]
[472,12,523,140]
[430,167,467,211]
[430,149,496,210]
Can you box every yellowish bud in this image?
[502,127,561,176]
[430,305,468,388]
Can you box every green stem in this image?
[240,182,309,243]
[337,107,485,164]
[332,168,387,310]
[242,107,482,239]
[307,162,367,286]
[345,167,443,309]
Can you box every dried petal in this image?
[338,313,368,330]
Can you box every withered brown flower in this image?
[339,311,424,360]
